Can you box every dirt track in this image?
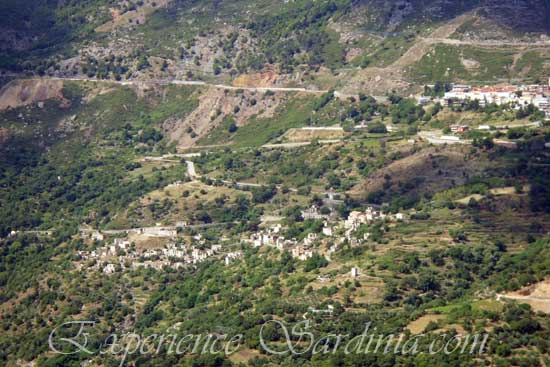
[391,12,474,69]
[497,280,550,313]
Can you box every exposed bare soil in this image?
[95,0,171,33]
[406,314,446,334]
[501,280,550,313]
[163,87,285,149]
[0,79,67,111]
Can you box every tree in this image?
[529,179,550,213]
[449,229,467,242]
[417,271,440,292]
[367,122,388,134]
[228,123,238,133]
[313,90,335,111]
[304,254,329,272]
[252,185,277,203]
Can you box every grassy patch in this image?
[430,299,503,314]
[148,85,200,123]
[197,115,237,146]
[410,45,516,83]
[368,34,417,67]
[228,94,317,147]
[514,50,550,83]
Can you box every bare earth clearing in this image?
[498,280,550,313]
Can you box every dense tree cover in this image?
[0,149,168,234]
[367,122,388,134]
[0,83,201,235]
[529,178,550,213]
[515,104,546,120]
[377,238,550,311]
[189,192,262,226]
[389,97,425,124]
[246,0,352,72]
[0,234,145,363]
[197,146,348,192]
[0,80,549,367]
[251,185,277,204]
[0,0,113,70]
[304,253,329,271]
[489,239,550,291]
[9,237,545,367]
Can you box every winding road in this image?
[20,76,330,95]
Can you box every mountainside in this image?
[2,0,550,92]
[352,0,550,32]
[1,2,550,367]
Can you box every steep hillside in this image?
[350,145,491,201]
[3,2,550,367]
[1,72,550,367]
[481,0,550,33]
[2,0,550,91]
[351,0,550,33]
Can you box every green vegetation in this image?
[410,45,516,83]
[388,96,425,124]
[2,2,550,366]
[220,94,317,147]
[0,83,200,235]
[513,50,550,83]
[0,79,549,367]
[198,115,238,145]
[246,0,351,72]
[0,0,111,70]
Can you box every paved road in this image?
[424,37,550,48]
[14,76,389,101]
[261,215,284,222]
[10,11,550,100]
[185,159,272,189]
[418,131,471,145]
[14,230,54,236]
[185,159,334,195]
[82,222,235,235]
[21,76,330,95]
[261,139,341,149]
[300,126,343,131]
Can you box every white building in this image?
[224,251,243,265]
[443,84,550,119]
[322,222,333,237]
[103,263,116,274]
[345,207,384,230]
[91,231,104,241]
[301,205,328,220]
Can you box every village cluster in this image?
[432,82,550,118]
[76,233,243,274]
[412,82,550,147]
[74,204,406,275]
[249,205,405,261]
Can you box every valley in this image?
[1,1,550,367]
